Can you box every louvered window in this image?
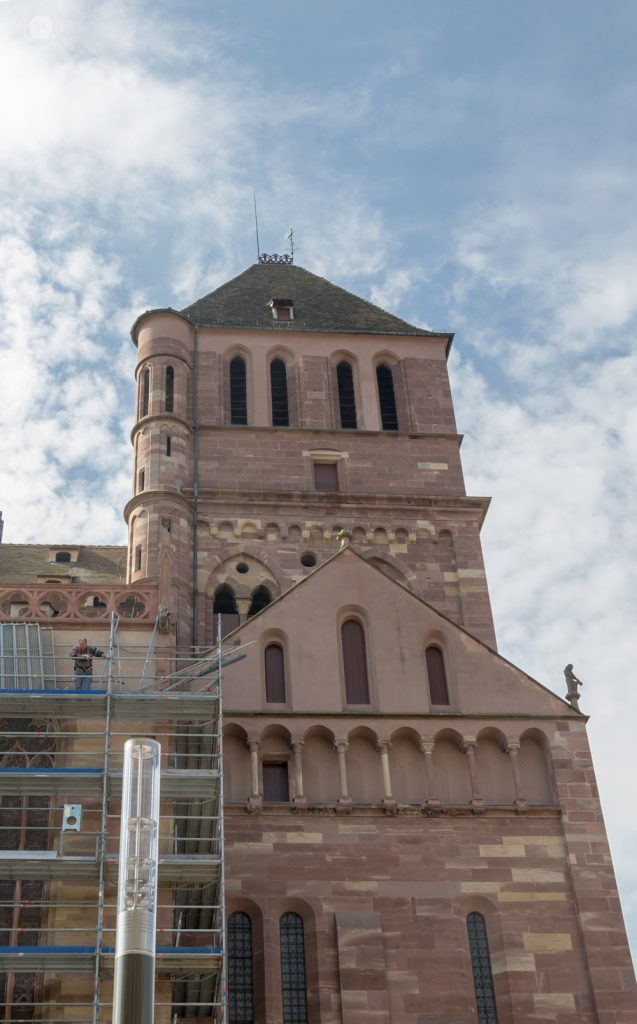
[228,912,254,1023]
[280,913,308,1023]
[141,368,150,417]
[376,363,398,430]
[467,912,499,1024]
[265,644,286,703]
[336,361,357,429]
[230,357,248,425]
[270,359,290,426]
[426,646,449,705]
[165,365,174,413]
[342,619,370,704]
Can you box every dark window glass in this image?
[275,305,292,321]
[467,913,499,1024]
[336,361,357,429]
[313,462,338,491]
[213,586,239,638]
[165,365,174,413]
[263,763,289,802]
[270,358,290,426]
[134,546,142,572]
[248,586,271,617]
[138,469,145,492]
[166,436,171,457]
[228,912,254,1024]
[230,356,248,425]
[280,912,308,1023]
[426,646,449,704]
[342,620,370,704]
[55,552,71,563]
[141,368,150,417]
[265,644,286,703]
[376,363,398,431]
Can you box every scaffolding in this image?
[0,618,235,1024]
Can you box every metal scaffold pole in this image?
[217,614,228,1024]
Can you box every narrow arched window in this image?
[376,363,398,430]
[467,913,498,1024]
[336,361,357,429]
[280,912,308,1024]
[248,586,271,617]
[228,911,254,1024]
[165,365,174,413]
[265,643,286,703]
[426,646,449,705]
[270,358,290,426]
[230,356,248,425]
[141,367,150,417]
[213,586,239,639]
[342,619,370,704]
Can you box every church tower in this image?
[127,262,496,650]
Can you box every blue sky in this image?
[1,0,637,960]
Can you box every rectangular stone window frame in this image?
[305,450,349,493]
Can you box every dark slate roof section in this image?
[0,546,127,584]
[179,263,443,338]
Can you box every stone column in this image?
[377,741,395,808]
[292,740,306,804]
[334,739,351,806]
[506,739,527,809]
[247,739,262,812]
[418,738,440,806]
[462,739,484,810]
[236,598,251,624]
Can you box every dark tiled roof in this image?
[0,545,127,584]
[180,263,439,336]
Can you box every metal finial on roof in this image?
[258,253,294,265]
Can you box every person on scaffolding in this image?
[70,638,104,691]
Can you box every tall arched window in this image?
[342,619,370,704]
[426,646,449,705]
[336,361,357,429]
[213,586,239,639]
[376,363,398,430]
[141,367,150,417]
[467,913,499,1024]
[248,586,271,617]
[265,643,286,703]
[228,911,254,1024]
[280,912,308,1024]
[270,358,290,427]
[230,356,248,425]
[165,365,174,413]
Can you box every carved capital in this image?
[376,740,391,755]
[291,740,304,754]
[419,740,435,757]
[247,740,260,754]
[333,740,349,755]
[462,739,477,756]
[506,739,521,755]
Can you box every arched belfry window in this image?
[248,586,271,617]
[228,911,254,1023]
[280,912,308,1024]
[336,361,357,429]
[467,913,499,1024]
[141,367,150,417]
[426,646,449,705]
[265,643,286,703]
[376,363,398,430]
[342,619,370,704]
[165,365,174,413]
[213,586,239,639]
[230,356,248,425]
[270,358,290,426]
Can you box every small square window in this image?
[263,763,289,802]
[314,462,338,491]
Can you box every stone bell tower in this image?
[125,261,497,651]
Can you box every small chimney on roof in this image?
[0,511,4,543]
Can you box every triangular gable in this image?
[225,546,577,717]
